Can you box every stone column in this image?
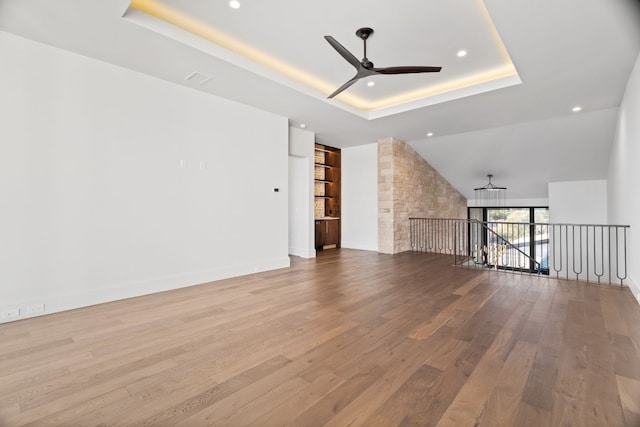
[377,138,396,254]
[377,137,467,254]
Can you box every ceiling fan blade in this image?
[374,66,442,74]
[324,36,362,70]
[327,76,360,99]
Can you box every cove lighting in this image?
[128,0,520,119]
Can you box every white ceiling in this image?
[1,0,639,199]
[124,0,521,118]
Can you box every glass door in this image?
[468,207,549,274]
[487,208,532,270]
[533,208,550,272]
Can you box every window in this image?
[468,207,549,274]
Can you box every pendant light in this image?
[474,174,507,207]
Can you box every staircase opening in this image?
[409,215,629,286]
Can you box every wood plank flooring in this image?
[1,249,639,426]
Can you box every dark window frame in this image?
[467,206,549,274]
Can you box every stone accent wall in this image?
[378,137,467,254]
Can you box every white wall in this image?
[548,180,607,224]
[468,198,549,208]
[342,143,378,251]
[0,32,290,322]
[548,180,618,284]
[288,127,315,258]
[609,52,640,304]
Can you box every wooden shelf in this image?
[314,143,341,250]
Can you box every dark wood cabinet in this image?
[325,219,340,247]
[315,219,340,250]
[315,220,324,249]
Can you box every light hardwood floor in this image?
[1,249,639,426]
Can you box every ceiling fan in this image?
[324,27,442,99]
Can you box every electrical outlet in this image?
[1,308,21,320]
[27,303,45,315]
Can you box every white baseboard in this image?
[0,257,291,324]
[629,275,640,305]
[288,246,316,259]
[341,240,378,252]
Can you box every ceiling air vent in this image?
[184,71,212,86]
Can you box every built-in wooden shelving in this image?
[314,143,341,250]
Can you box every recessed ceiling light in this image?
[300,124,307,129]
[457,50,467,57]
[367,81,375,87]
[572,106,582,112]
[427,132,434,137]
[229,0,240,9]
